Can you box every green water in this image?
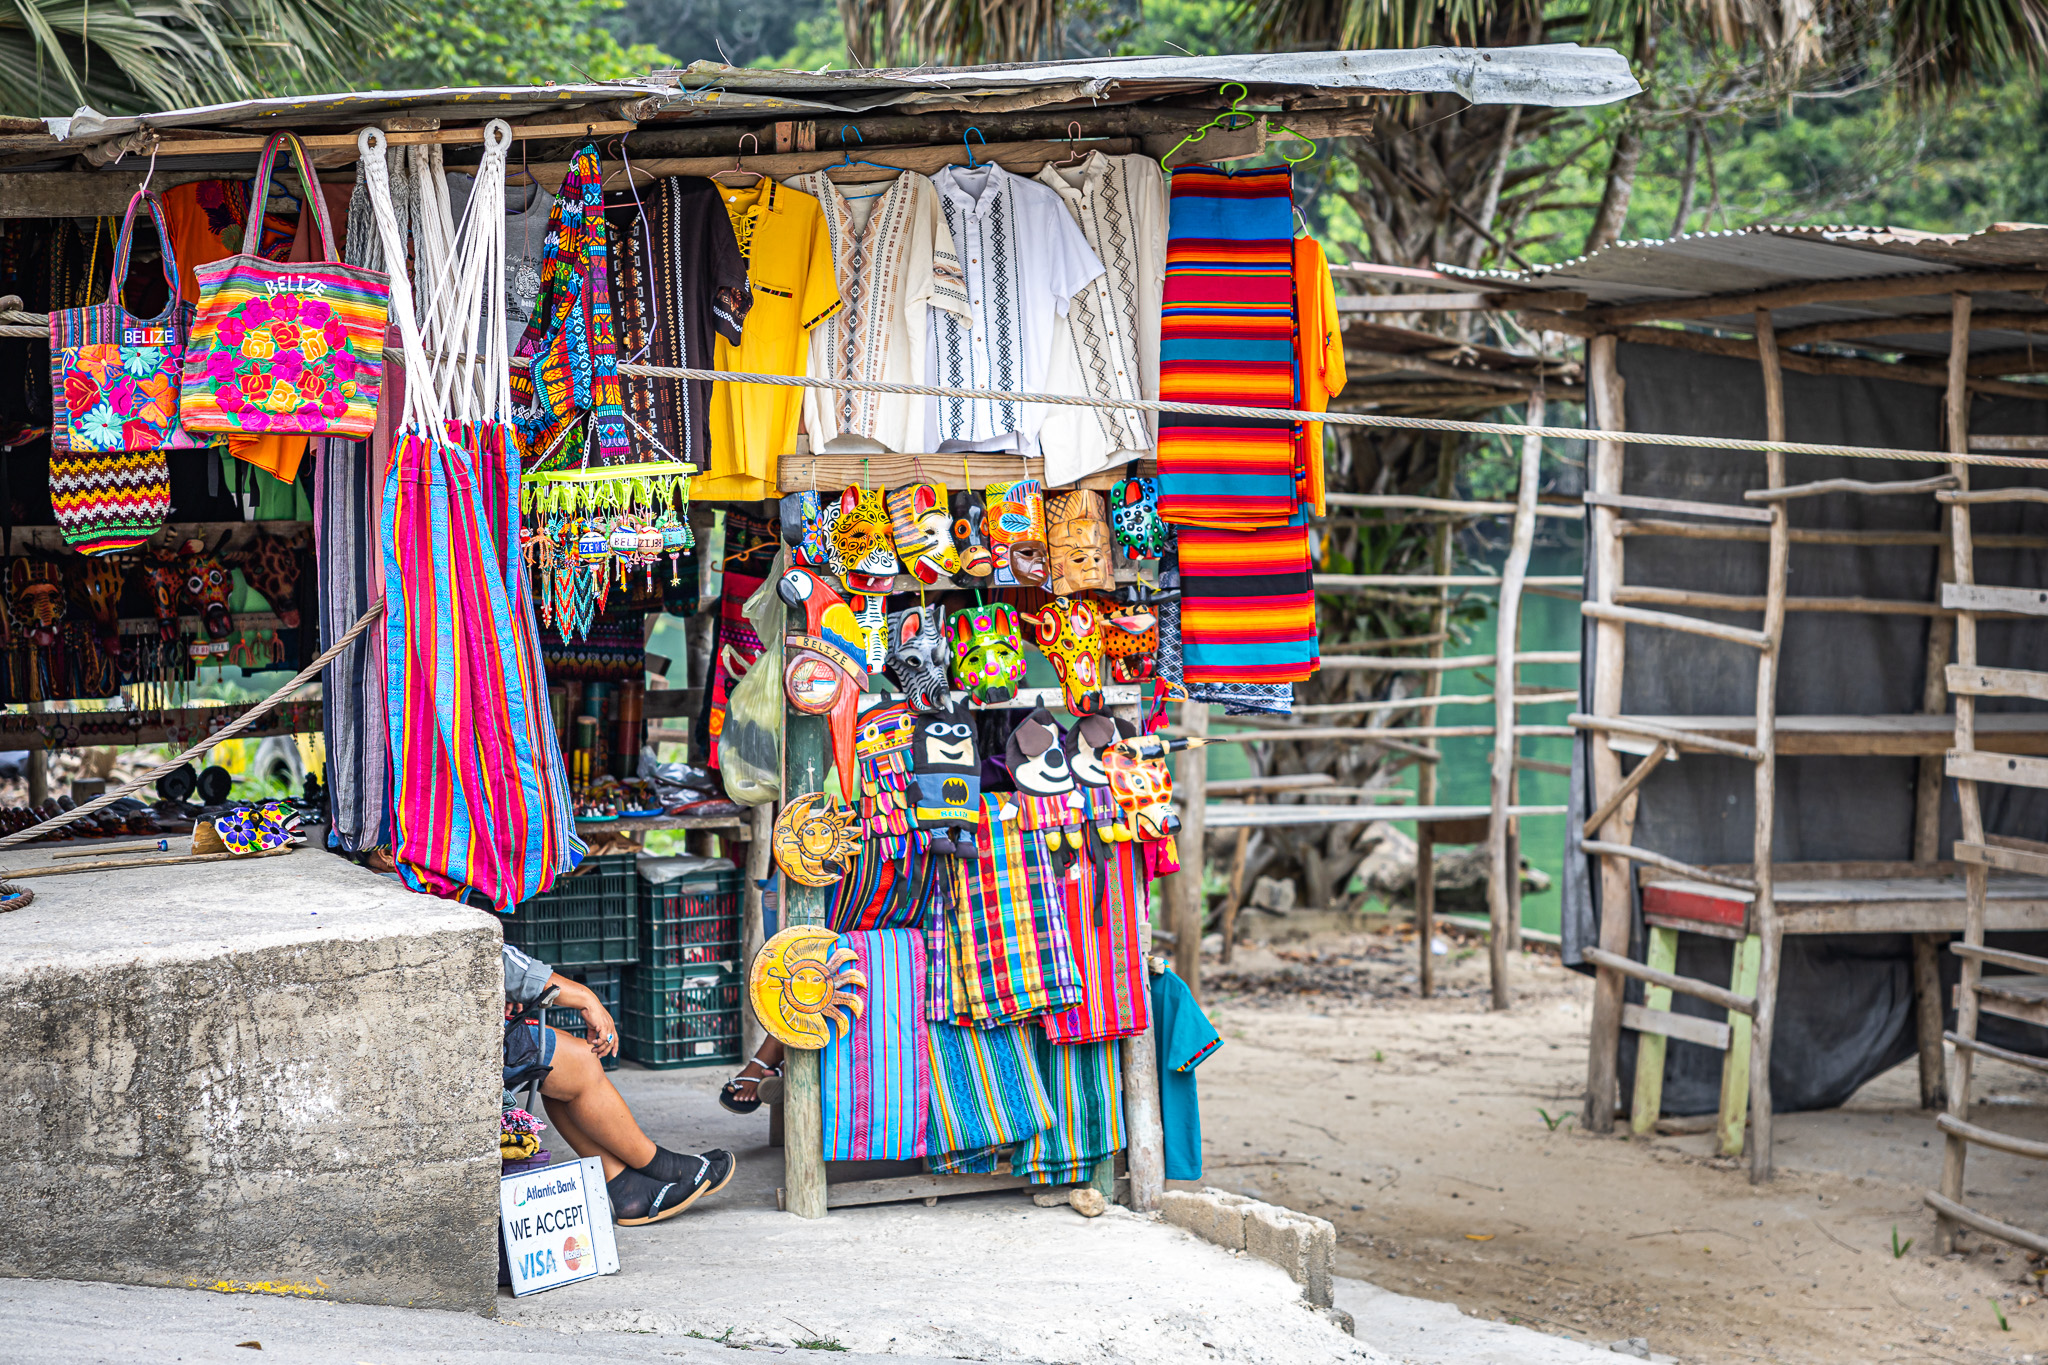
[1200,538,1583,937]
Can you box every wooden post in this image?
[1415,436,1461,990]
[1112,697,1164,1211]
[740,800,774,1065]
[1629,926,1679,1133]
[1940,291,1984,1248]
[1170,701,1209,997]
[782,711,831,1220]
[1748,307,1791,1184]
[1911,522,1956,1111]
[1487,392,1543,1011]
[1582,335,1635,1133]
[1218,819,1252,963]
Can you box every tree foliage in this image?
[369,0,670,88]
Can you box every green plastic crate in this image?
[639,862,743,971]
[503,853,638,968]
[620,965,742,1069]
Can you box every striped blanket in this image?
[1155,166,1299,532]
[925,1019,1054,1175]
[1179,522,1317,686]
[1042,842,1151,1045]
[942,795,1083,1026]
[1014,1036,1125,1184]
[822,929,929,1160]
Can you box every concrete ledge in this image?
[1162,1186,1336,1308]
[0,846,503,1313]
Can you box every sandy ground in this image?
[1192,921,2048,1365]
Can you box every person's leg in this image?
[539,1029,657,1180]
[721,1037,785,1111]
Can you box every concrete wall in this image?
[0,848,503,1313]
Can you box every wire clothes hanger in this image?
[1053,121,1087,169]
[831,125,898,174]
[963,127,987,169]
[1159,82,1320,168]
[713,133,765,187]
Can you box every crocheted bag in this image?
[179,132,389,440]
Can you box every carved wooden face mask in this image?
[8,559,65,646]
[183,551,236,640]
[772,793,863,886]
[1046,489,1114,597]
[1090,593,1158,684]
[1104,742,1180,847]
[948,604,1027,706]
[884,604,952,713]
[235,532,305,629]
[985,479,1047,587]
[1030,596,1108,716]
[68,556,126,641]
[779,491,831,569]
[886,482,957,585]
[825,486,899,593]
[949,487,993,579]
[1109,475,1169,561]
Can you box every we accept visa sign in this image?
[500,1156,620,1296]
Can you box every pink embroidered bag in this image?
[179,131,389,439]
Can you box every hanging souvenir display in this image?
[985,479,1048,587]
[749,924,867,1050]
[948,604,1028,706]
[822,486,900,593]
[779,490,831,569]
[886,482,958,585]
[1045,489,1114,596]
[883,605,952,714]
[852,703,917,838]
[1109,475,1169,561]
[1063,713,1133,866]
[1090,593,1160,684]
[949,487,994,579]
[773,792,863,886]
[520,462,695,643]
[778,565,872,792]
[180,544,237,643]
[910,704,981,857]
[1102,736,1181,857]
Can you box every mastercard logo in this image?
[562,1235,586,1272]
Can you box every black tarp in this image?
[1561,342,2048,1115]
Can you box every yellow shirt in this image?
[703,179,842,501]
[1292,235,1347,518]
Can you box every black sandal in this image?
[719,1059,782,1115]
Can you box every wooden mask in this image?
[749,924,866,1050]
[824,486,900,593]
[949,487,994,579]
[884,604,952,713]
[771,792,863,886]
[886,482,958,585]
[985,479,1048,587]
[1029,596,1108,717]
[182,548,236,640]
[947,604,1027,706]
[779,491,831,569]
[1109,475,1169,561]
[1088,593,1158,684]
[1046,490,1114,596]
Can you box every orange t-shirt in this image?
[1291,236,1347,518]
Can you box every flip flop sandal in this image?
[612,1150,738,1226]
[719,1062,782,1115]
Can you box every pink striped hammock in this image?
[361,124,582,909]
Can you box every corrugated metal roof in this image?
[1450,224,2048,358]
[30,45,1638,150]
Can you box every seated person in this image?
[505,944,736,1225]
[722,1037,784,1114]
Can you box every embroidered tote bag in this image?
[180,132,389,440]
[45,190,194,553]
[48,188,204,454]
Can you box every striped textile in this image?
[944,795,1083,1026]
[1179,522,1317,685]
[1155,166,1299,532]
[1042,842,1151,1045]
[383,420,582,910]
[924,1019,1054,1174]
[1014,1036,1125,1184]
[317,428,388,851]
[822,929,929,1161]
[831,839,946,933]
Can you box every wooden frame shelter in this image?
[1421,226,2048,1218]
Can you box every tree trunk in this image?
[1583,125,1644,255]
[1671,125,1700,237]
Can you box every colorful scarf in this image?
[1155,166,1299,532]
[925,1019,1055,1175]
[822,929,930,1160]
[1014,1036,1125,1184]
[945,795,1083,1027]
[510,144,629,471]
[1042,842,1151,1045]
[830,839,946,933]
[1179,522,1317,686]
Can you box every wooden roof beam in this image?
[1579,270,2048,328]
[1776,310,2048,349]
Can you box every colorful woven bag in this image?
[45,190,193,553]
[180,132,389,440]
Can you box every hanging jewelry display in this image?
[521,460,696,644]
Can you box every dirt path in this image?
[1190,928,2048,1365]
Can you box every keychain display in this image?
[521,461,695,643]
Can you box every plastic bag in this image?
[720,549,786,806]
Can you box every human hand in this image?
[549,974,619,1059]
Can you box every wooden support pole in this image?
[781,712,831,1221]
[1940,291,1986,1249]
[1748,307,1791,1184]
[1170,701,1209,998]
[1487,393,1543,1010]
[1583,335,1635,1133]
[1417,434,1460,997]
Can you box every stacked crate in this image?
[622,861,744,1068]
[500,853,639,969]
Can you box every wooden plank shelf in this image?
[1640,860,2048,936]
[574,813,749,837]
